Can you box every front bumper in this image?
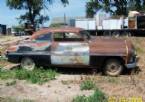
[6,52,20,63]
[126,56,139,69]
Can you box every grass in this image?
[80,80,96,90]
[135,46,144,54]
[61,80,72,85]
[0,97,33,102]
[0,56,7,61]
[0,68,57,84]
[105,77,119,84]
[73,88,107,102]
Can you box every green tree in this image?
[129,0,145,11]
[86,0,145,17]
[6,0,68,31]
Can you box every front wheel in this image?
[20,57,35,70]
[104,59,123,76]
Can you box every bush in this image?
[73,89,107,102]
[0,68,57,84]
[80,80,96,90]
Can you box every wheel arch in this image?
[101,56,125,68]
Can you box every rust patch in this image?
[89,37,128,56]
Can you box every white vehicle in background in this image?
[74,11,145,37]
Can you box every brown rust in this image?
[89,37,127,56]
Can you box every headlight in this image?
[129,48,137,63]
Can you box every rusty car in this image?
[6,27,138,76]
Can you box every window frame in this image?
[52,32,86,42]
[35,32,52,42]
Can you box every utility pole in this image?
[64,13,67,25]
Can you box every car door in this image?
[51,32,89,65]
[30,33,52,66]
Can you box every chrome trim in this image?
[126,56,139,69]
[126,62,137,69]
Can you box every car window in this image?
[80,31,90,40]
[35,33,52,41]
[53,32,84,41]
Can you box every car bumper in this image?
[126,56,139,69]
[6,52,20,63]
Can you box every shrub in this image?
[80,80,96,90]
[73,89,107,102]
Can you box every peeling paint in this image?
[51,42,89,65]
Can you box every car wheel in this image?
[104,59,123,76]
[20,57,35,70]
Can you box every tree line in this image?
[86,0,145,18]
[6,0,145,32]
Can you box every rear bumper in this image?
[126,56,139,69]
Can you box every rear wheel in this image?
[20,57,35,70]
[104,59,123,76]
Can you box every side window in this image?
[80,31,90,40]
[53,32,84,41]
[35,33,52,41]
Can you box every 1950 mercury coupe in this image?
[6,27,138,76]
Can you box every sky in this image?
[0,0,87,27]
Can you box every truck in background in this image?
[74,11,145,37]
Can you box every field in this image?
[0,36,145,102]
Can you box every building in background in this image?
[7,28,12,35]
[0,24,6,35]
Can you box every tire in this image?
[112,31,120,37]
[104,59,123,76]
[20,57,35,70]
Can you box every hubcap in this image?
[107,63,121,73]
[21,58,35,70]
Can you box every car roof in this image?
[31,26,83,39]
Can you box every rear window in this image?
[35,33,52,41]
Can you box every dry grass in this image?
[77,37,145,101]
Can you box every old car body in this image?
[6,27,138,76]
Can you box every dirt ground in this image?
[0,36,145,102]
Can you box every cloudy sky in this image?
[0,0,87,27]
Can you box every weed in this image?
[61,80,75,85]
[106,77,119,84]
[135,46,144,54]
[80,80,96,90]
[0,68,57,84]
[73,89,107,102]
[6,80,16,86]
